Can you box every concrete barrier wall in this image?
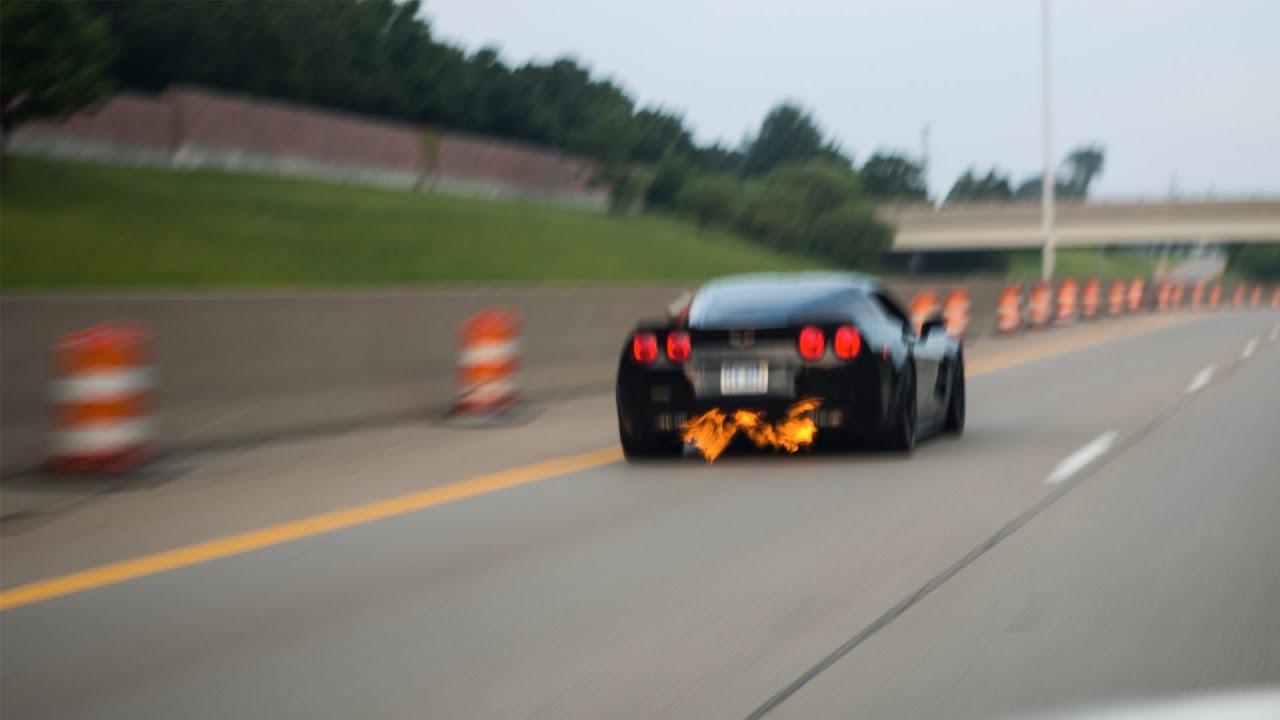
[0,282,1007,475]
[0,289,686,475]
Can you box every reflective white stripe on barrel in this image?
[459,378,520,402]
[51,418,154,454]
[51,368,154,402]
[459,341,520,366]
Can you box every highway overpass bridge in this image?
[882,198,1280,250]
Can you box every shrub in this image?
[808,202,893,269]
[675,174,738,229]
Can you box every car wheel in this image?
[882,366,917,453]
[944,353,966,435]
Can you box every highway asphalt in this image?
[2,312,1278,720]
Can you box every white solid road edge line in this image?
[1241,337,1258,359]
[1186,365,1215,394]
[1045,431,1118,485]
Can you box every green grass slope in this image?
[1,158,819,288]
[1006,248,1158,281]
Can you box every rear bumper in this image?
[617,369,893,440]
[621,400,864,435]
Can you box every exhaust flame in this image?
[681,399,822,462]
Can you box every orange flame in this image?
[681,399,822,462]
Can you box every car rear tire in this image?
[882,366,917,454]
[944,353,966,435]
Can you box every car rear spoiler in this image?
[666,291,693,325]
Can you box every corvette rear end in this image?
[615,273,965,461]
[616,322,890,459]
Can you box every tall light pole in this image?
[921,122,930,181]
[1041,0,1056,281]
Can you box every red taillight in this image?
[666,331,691,362]
[632,332,658,364]
[834,326,861,359]
[798,325,825,360]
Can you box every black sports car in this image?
[615,272,965,460]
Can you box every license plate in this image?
[720,361,769,395]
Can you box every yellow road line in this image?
[0,447,622,611]
[0,313,1197,611]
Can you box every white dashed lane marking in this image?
[1242,337,1258,360]
[1186,365,1215,394]
[1045,431,1118,485]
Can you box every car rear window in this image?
[687,279,876,328]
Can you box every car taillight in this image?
[834,325,861,359]
[798,325,825,360]
[666,331,691,362]
[632,331,659,364]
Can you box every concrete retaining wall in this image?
[9,86,609,209]
[0,282,1005,475]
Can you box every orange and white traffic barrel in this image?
[1272,285,1280,311]
[1209,282,1222,310]
[1055,277,1079,325]
[1127,278,1145,313]
[996,285,1024,334]
[1107,279,1126,316]
[1156,281,1172,312]
[49,322,155,475]
[454,309,521,416]
[1028,281,1054,328]
[1250,284,1263,310]
[1190,280,1205,310]
[908,289,940,335]
[1170,282,1185,310]
[1080,279,1102,320]
[1232,284,1246,310]
[942,288,971,338]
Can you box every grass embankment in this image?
[1006,249,1159,281]
[0,158,819,288]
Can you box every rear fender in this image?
[936,339,964,401]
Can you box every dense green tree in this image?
[646,153,693,208]
[809,202,892,268]
[766,160,864,217]
[1229,244,1280,281]
[693,143,744,175]
[603,166,651,216]
[945,168,1014,204]
[628,109,694,164]
[860,152,928,202]
[1062,144,1105,199]
[741,103,833,177]
[1014,175,1072,200]
[735,181,812,250]
[1014,145,1107,201]
[676,175,738,229]
[1,0,115,167]
[729,160,891,266]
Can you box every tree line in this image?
[945,145,1106,204]
[2,0,1113,271]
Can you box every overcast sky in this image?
[424,0,1279,201]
